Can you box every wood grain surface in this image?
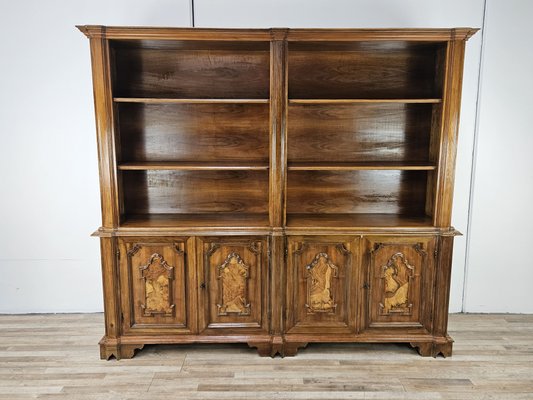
[288,43,444,99]
[117,103,269,163]
[286,170,428,215]
[287,103,434,163]
[113,47,270,99]
[122,170,269,214]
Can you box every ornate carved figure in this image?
[217,253,251,315]
[140,253,175,316]
[306,253,338,313]
[381,252,413,314]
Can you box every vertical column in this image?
[269,29,288,355]
[80,26,122,359]
[427,234,455,357]
[435,34,467,227]
[98,236,122,359]
[269,29,288,228]
[85,26,120,228]
[433,235,455,337]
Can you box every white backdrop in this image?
[0,0,531,313]
[0,0,192,312]
[463,0,533,312]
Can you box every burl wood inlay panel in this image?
[365,237,436,330]
[381,252,414,315]
[306,253,338,313]
[198,237,267,332]
[217,253,251,316]
[139,253,175,317]
[286,237,359,335]
[119,238,195,334]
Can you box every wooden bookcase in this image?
[78,26,477,359]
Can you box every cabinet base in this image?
[98,336,454,359]
[410,337,454,357]
[282,341,309,357]
[247,335,285,357]
[99,337,144,360]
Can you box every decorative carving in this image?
[292,241,307,255]
[127,244,142,257]
[173,244,185,255]
[336,243,351,255]
[380,252,414,315]
[248,241,262,255]
[305,253,338,313]
[206,243,220,258]
[139,253,175,317]
[413,243,427,255]
[216,252,251,316]
[371,243,385,254]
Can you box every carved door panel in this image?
[198,237,268,333]
[363,236,436,331]
[286,236,359,335]
[119,237,196,335]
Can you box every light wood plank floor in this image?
[0,314,532,399]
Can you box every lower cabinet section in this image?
[197,237,268,333]
[118,237,197,335]
[286,236,359,335]
[363,236,436,333]
[101,233,454,359]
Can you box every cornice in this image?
[77,26,479,42]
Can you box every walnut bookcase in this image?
[78,26,477,359]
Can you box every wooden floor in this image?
[0,314,532,399]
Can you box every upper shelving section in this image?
[285,39,450,227]
[288,41,446,100]
[110,39,270,99]
[287,102,436,165]
[79,26,478,231]
[107,36,272,226]
[116,102,269,164]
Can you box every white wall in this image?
[0,0,529,313]
[463,0,533,313]
[0,0,192,313]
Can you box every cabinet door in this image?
[119,237,196,335]
[198,237,268,333]
[286,236,359,335]
[363,236,436,331]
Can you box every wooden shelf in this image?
[118,162,269,171]
[120,162,436,172]
[286,213,433,229]
[114,97,270,104]
[289,99,442,104]
[120,213,434,229]
[121,213,270,228]
[288,162,436,171]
